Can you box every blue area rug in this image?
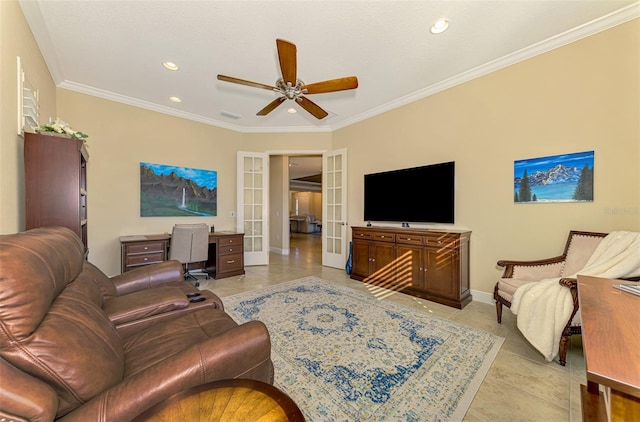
[223,277,504,421]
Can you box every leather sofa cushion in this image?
[3,286,125,417]
[0,227,125,418]
[124,308,246,377]
[0,227,85,342]
[104,287,190,325]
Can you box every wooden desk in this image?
[578,275,640,422]
[120,231,245,279]
[133,379,305,422]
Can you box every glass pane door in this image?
[322,148,347,269]
[237,152,269,266]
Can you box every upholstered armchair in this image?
[493,230,607,365]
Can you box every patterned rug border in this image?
[222,276,504,421]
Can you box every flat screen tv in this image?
[364,161,455,225]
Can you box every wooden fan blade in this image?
[297,96,329,119]
[217,74,277,91]
[276,39,297,85]
[302,76,359,94]
[257,97,286,116]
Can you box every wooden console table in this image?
[350,226,471,309]
[120,231,244,279]
[133,379,305,421]
[578,275,640,421]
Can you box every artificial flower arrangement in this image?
[35,118,89,143]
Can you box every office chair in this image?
[169,223,210,287]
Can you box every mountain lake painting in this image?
[514,151,594,203]
[140,162,217,216]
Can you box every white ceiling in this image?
[19,0,638,134]
[289,155,323,181]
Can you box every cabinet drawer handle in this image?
[143,258,148,261]
[227,260,235,264]
[380,235,385,238]
[144,246,148,250]
[229,248,233,252]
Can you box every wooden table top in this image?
[577,275,640,399]
[134,379,305,422]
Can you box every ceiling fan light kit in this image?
[217,38,358,119]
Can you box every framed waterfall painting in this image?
[514,151,594,203]
[140,162,217,216]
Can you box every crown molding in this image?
[29,2,639,134]
[332,3,640,131]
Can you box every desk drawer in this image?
[218,236,243,248]
[218,253,243,273]
[219,244,243,255]
[127,242,165,255]
[126,252,165,267]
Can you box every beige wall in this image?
[3,0,638,295]
[334,19,640,296]
[57,90,332,275]
[1,0,57,233]
[290,191,322,219]
[56,89,244,274]
[269,155,289,253]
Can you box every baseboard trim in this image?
[270,246,290,255]
[471,289,494,305]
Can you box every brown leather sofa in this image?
[0,227,274,421]
[83,259,224,338]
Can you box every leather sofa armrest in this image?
[103,286,189,326]
[110,260,184,296]
[57,320,272,422]
[0,357,58,422]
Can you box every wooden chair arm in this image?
[497,256,566,278]
[559,277,577,289]
[497,256,566,268]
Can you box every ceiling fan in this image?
[217,39,358,119]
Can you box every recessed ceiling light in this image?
[430,19,449,34]
[287,108,297,114]
[162,61,179,71]
[169,96,182,103]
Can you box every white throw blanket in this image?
[511,231,640,362]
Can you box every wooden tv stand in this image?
[350,226,471,309]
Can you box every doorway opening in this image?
[269,153,322,258]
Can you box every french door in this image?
[237,152,269,266]
[322,148,348,269]
[237,149,347,269]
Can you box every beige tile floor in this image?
[197,233,586,421]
